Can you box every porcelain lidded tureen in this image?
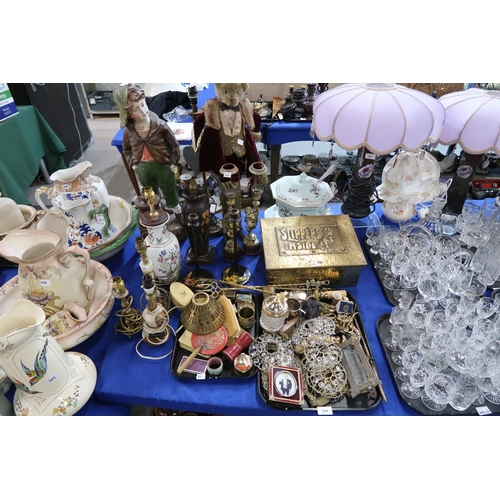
[270,172,334,217]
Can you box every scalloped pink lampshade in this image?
[438,88,500,155]
[311,83,446,154]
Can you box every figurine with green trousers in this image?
[113,83,181,214]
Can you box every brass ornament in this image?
[180,291,225,335]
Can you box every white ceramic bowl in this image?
[35,195,136,261]
[0,204,37,238]
[0,260,114,350]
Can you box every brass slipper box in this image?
[260,215,367,287]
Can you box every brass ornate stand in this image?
[242,184,264,255]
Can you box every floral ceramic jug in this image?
[0,299,97,416]
[143,214,182,284]
[35,161,114,250]
[0,229,94,316]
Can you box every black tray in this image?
[170,294,259,380]
[363,237,401,306]
[364,236,500,305]
[376,313,500,416]
[257,293,383,412]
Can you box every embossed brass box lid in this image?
[260,215,367,287]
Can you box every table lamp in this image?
[437,88,500,214]
[376,149,448,223]
[311,83,445,218]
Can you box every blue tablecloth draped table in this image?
[3,199,496,416]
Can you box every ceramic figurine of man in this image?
[114,83,182,215]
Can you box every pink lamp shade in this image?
[311,83,445,154]
[438,88,500,155]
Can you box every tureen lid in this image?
[270,172,334,208]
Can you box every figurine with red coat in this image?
[192,83,262,179]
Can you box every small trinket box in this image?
[336,299,354,315]
[233,353,253,375]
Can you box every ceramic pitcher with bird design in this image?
[0,299,97,416]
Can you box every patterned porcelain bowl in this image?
[270,172,334,217]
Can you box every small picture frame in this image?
[268,366,304,406]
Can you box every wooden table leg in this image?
[270,144,281,183]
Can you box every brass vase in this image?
[220,163,241,215]
[248,161,269,190]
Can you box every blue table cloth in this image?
[4,199,496,416]
[92,204,418,416]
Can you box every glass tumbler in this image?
[449,373,480,412]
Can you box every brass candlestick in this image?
[242,184,264,255]
[112,276,143,337]
[222,208,251,285]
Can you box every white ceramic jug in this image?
[0,229,94,316]
[0,299,97,416]
[35,161,113,250]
